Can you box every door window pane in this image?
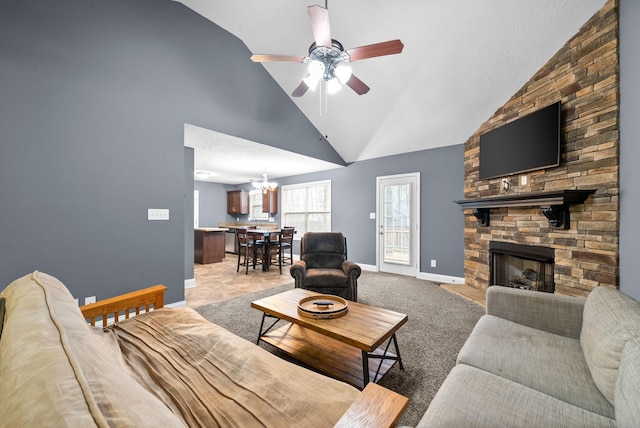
[383,183,411,264]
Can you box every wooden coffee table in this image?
[251,288,408,389]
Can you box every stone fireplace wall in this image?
[462,0,619,297]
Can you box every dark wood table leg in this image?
[362,350,370,387]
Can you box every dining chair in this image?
[280,227,295,265]
[265,231,283,274]
[236,228,262,274]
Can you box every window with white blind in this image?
[281,180,331,236]
[249,191,268,220]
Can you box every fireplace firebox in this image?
[489,241,555,293]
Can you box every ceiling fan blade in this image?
[250,54,305,63]
[307,5,331,47]
[346,39,404,62]
[291,80,310,97]
[346,74,370,95]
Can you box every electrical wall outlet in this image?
[84,296,96,305]
[431,259,437,268]
[520,174,530,186]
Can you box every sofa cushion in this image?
[457,314,614,418]
[615,338,640,427]
[111,306,360,427]
[0,272,185,427]
[301,232,347,269]
[304,268,348,287]
[417,364,616,428]
[581,286,640,405]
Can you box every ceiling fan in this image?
[250,4,404,97]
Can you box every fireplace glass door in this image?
[489,242,555,293]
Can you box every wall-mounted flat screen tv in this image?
[479,101,561,180]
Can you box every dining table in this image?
[246,229,282,272]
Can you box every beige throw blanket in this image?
[110,307,359,427]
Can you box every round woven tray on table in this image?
[297,295,349,319]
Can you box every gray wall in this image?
[0,0,341,303]
[194,181,232,227]
[619,0,640,300]
[193,145,465,278]
[279,145,465,277]
[184,148,195,281]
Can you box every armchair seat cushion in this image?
[304,268,348,288]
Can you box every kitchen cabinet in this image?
[262,189,278,214]
[194,228,227,264]
[227,190,249,214]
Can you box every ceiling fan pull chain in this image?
[319,81,323,117]
[324,81,329,116]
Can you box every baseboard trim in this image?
[166,300,186,308]
[417,272,465,284]
[359,263,463,284]
[359,263,377,272]
[184,278,196,289]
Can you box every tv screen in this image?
[479,101,561,180]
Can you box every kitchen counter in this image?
[194,228,227,264]
[218,223,279,230]
[195,227,229,232]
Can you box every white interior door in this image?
[377,173,419,276]
[194,190,199,228]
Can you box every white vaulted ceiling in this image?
[176,0,607,184]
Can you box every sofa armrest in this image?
[335,382,408,428]
[341,260,362,278]
[80,284,167,327]
[290,260,307,287]
[486,286,585,338]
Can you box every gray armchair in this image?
[290,232,361,302]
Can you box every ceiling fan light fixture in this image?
[303,74,320,91]
[251,5,404,98]
[335,64,352,84]
[307,60,325,79]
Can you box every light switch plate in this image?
[369,212,376,219]
[148,208,170,220]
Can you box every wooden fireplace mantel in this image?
[454,189,595,229]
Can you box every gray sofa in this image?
[418,285,640,427]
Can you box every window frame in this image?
[281,180,331,238]
[249,190,269,220]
